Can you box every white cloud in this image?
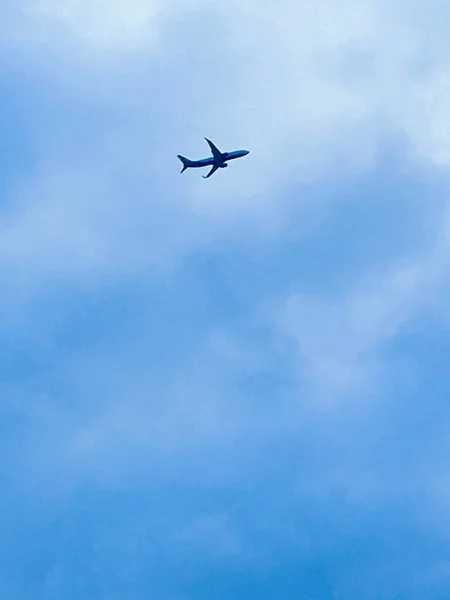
[16,0,164,51]
[273,221,450,398]
[162,0,450,216]
[275,266,418,394]
[0,0,449,404]
[401,66,450,166]
[3,0,450,229]
[2,0,450,397]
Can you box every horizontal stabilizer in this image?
[177,155,191,174]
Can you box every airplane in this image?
[177,138,250,179]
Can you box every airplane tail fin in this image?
[177,155,192,174]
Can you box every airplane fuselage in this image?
[188,149,249,168]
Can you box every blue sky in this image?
[2,1,450,598]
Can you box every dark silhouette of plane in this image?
[177,138,250,179]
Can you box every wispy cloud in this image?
[2,1,450,599]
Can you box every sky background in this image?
[2,1,450,598]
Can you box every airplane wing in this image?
[203,164,221,179]
[204,138,222,160]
